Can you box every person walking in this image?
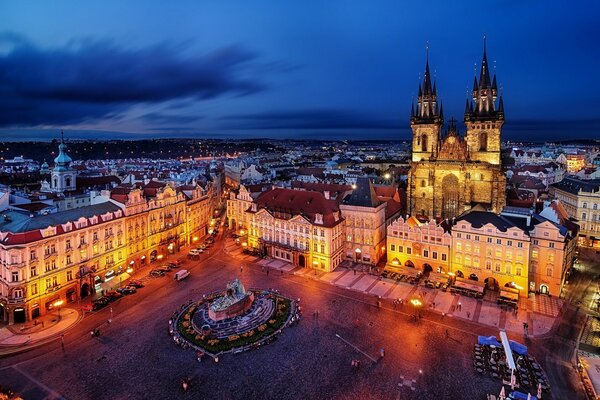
[445,329,449,338]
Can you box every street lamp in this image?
[53,299,64,321]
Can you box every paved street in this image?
[0,232,586,399]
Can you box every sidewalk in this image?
[0,308,81,348]
[223,235,561,337]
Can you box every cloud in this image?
[0,34,264,127]
[221,109,402,130]
[141,112,203,125]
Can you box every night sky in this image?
[1,1,599,141]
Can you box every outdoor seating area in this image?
[381,269,423,285]
[497,289,520,310]
[451,278,485,299]
[474,337,550,398]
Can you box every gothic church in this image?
[407,39,506,219]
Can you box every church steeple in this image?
[412,43,442,124]
[50,130,76,192]
[465,35,502,121]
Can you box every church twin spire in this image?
[413,36,504,124]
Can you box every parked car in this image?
[128,280,144,288]
[157,266,171,273]
[106,291,124,300]
[150,269,165,277]
[188,249,202,256]
[117,286,137,295]
[168,262,180,269]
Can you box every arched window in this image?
[53,179,58,187]
[421,180,426,187]
[421,134,428,152]
[479,132,488,151]
[66,177,71,187]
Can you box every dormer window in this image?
[315,213,323,224]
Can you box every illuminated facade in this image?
[407,40,506,219]
[340,177,387,265]
[0,142,215,324]
[450,211,530,297]
[246,188,345,272]
[386,216,451,273]
[550,177,600,248]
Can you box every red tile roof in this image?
[251,188,343,227]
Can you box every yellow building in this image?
[407,41,505,219]
[566,154,586,173]
[0,181,213,324]
[550,177,600,248]
[451,210,530,297]
[246,188,345,272]
[385,216,451,273]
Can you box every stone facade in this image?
[407,42,506,220]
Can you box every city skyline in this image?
[1,1,599,141]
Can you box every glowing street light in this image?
[384,173,391,180]
[53,299,64,320]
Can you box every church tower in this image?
[411,47,443,162]
[50,131,76,192]
[464,36,504,165]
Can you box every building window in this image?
[424,250,429,258]
[66,255,72,265]
[457,233,462,238]
[67,270,73,281]
[516,267,522,276]
[46,278,51,289]
[507,240,512,246]
[532,249,538,259]
[582,212,587,220]
[398,246,403,253]
[474,235,480,241]
[313,243,318,252]
[497,239,502,245]
[517,242,523,248]
[533,239,538,245]
[432,251,438,260]
[495,263,501,272]
[466,234,471,240]
[486,260,492,270]
[11,271,19,282]
[30,250,36,260]
[390,244,396,252]
[487,237,493,243]
[583,202,588,209]
[31,266,37,277]
[31,283,38,295]
[546,267,553,277]
[505,264,511,274]
[441,253,447,261]
[320,244,325,253]
[406,247,412,255]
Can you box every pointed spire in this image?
[60,129,65,144]
[433,79,437,96]
[479,34,491,88]
[418,82,422,97]
[439,101,444,120]
[423,42,433,95]
[498,95,504,113]
[464,97,471,115]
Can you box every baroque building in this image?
[408,40,506,219]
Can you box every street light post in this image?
[53,300,64,321]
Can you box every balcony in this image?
[44,251,57,259]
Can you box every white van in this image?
[174,269,190,281]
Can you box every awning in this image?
[478,336,501,347]
[580,355,600,397]
[499,290,519,302]
[509,340,528,356]
[99,273,131,291]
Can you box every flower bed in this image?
[176,290,294,354]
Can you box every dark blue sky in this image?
[1,1,599,141]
